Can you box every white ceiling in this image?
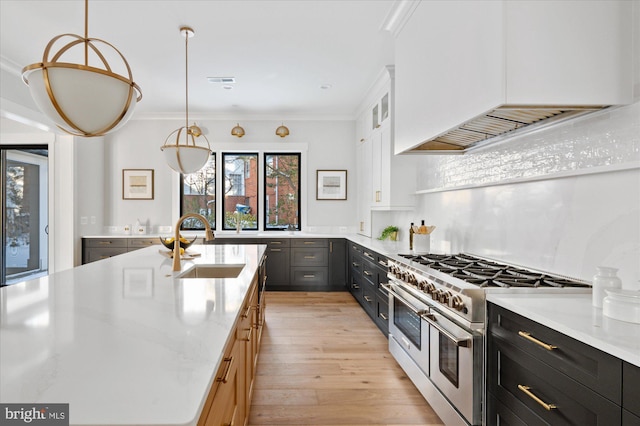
[0,0,397,121]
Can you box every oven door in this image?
[387,284,430,375]
[423,310,481,425]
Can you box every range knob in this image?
[418,280,429,291]
[451,295,465,311]
[432,289,442,300]
[440,291,452,304]
[407,273,417,284]
[425,283,436,295]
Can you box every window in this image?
[180,154,215,230]
[222,153,258,231]
[264,153,300,231]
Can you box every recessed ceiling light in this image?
[320,84,332,90]
[207,77,236,84]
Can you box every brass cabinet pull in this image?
[352,262,360,267]
[363,252,375,260]
[379,313,388,320]
[330,241,333,252]
[518,385,557,411]
[304,256,316,259]
[242,327,253,342]
[352,284,360,289]
[303,274,315,278]
[375,190,381,202]
[364,270,373,276]
[217,357,234,383]
[98,241,112,245]
[378,260,388,267]
[270,241,282,244]
[270,248,282,252]
[364,296,373,302]
[303,241,315,245]
[242,305,251,318]
[518,331,557,351]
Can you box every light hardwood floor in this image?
[248,292,444,426]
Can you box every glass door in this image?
[1,146,49,286]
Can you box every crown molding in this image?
[380,0,421,38]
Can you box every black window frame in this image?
[263,152,301,232]
[221,152,259,231]
[179,153,216,230]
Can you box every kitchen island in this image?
[0,244,266,425]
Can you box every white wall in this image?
[103,118,357,233]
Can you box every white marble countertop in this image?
[487,293,640,367]
[0,244,266,426]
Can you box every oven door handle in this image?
[383,284,427,316]
[421,313,471,348]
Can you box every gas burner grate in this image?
[397,253,589,288]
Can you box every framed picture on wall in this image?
[122,169,154,200]
[316,170,347,200]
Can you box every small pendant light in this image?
[275,123,290,138]
[231,123,245,138]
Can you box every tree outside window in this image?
[264,153,300,231]
[222,153,258,230]
[180,154,216,230]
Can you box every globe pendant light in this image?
[275,123,290,138]
[21,0,142,137]
[161,27,211,174]
[231,123,245,137]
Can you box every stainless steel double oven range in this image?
[385,253,590,426]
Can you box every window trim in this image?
[179,153,216,230]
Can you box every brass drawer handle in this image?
[364,296,373,302]
[352,262,360,267]
[379,313,388,320]
[352,284,360,289]
[270,241,282,244]
[364,252,375,260]
[270,248,282,252]
[98,241,112,245]
[242,327,253,342]
[375,190,381,202]
[303,241,315,245]
[242,305,251,318]
[518,385,557,411]
[518,331,557,351]
[304,256,316,259]
[217,357,234,383]
[303,274,315,278]
[364,270,373,276]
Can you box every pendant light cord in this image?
[185,29,189,132]
[84,0,89,66]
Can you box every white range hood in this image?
[393,0,635,155]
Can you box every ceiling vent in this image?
[207,77,236,84]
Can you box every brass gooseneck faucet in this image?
[172,213,214,271]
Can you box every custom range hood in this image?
[410,105,606,153]
[392,1,634,155]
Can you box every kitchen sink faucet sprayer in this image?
[172,213,214,271]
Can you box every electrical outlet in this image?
[80,216,88,225]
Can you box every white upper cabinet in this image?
[394,0,634,154]
[355,65,417,237]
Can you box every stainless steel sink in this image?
[178,264,245,279]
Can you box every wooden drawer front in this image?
[263,238,290,248]
[489,338,621,425]
[624,410,640,426]
[265,247,289,284]
[87,247,128,263]
[290,267,327,286]
[291,238,327,248]
[489,304,622,403]
[84,238,128,248]
[375,293,389,334]
[362,285,376,314]
[291,248,327,267]
[623,362,640,417]
[128,238,159,248]
[362,258,377,287]
[487,393,530,426]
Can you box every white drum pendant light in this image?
[161,27,211,174]
[21,0,142,137]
